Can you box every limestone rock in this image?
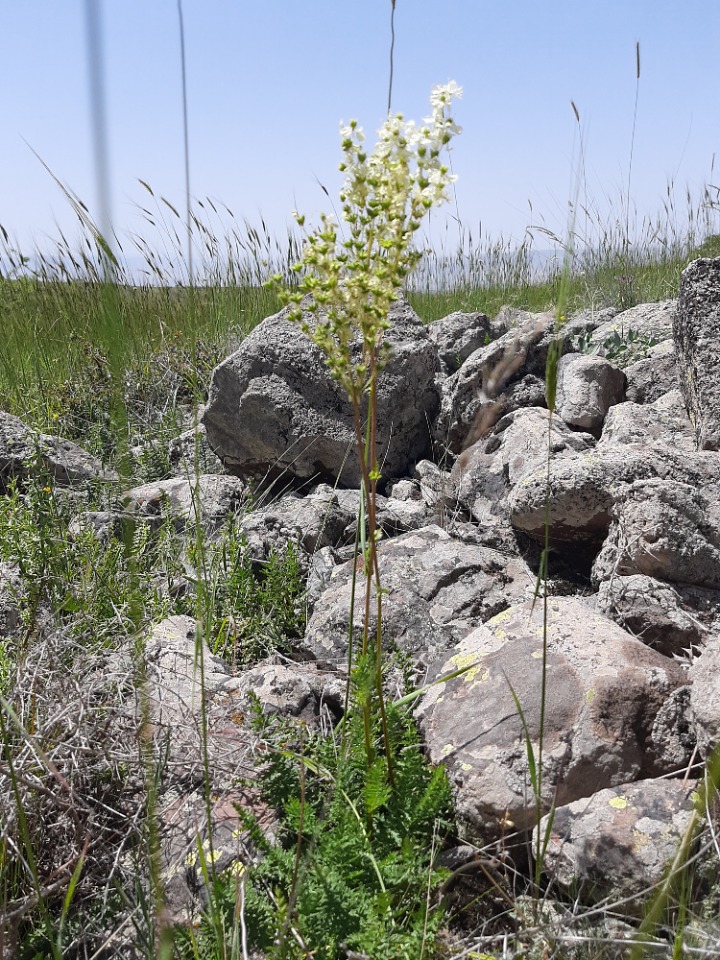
[417,598,688,840]
[202,299,440,488]
[674,257,720,449]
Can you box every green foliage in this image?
[0,477,183,666]
[185,686,453,960]
[574,325,657,367]
[198,521,306,667]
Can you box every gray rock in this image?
[428,311,493,373]
[591,479,720,589]
[0,562,23,638]
[68,510,130,544]
[598,390,696,453]
[555,354,626,436]
[624,340,678,404]
[416,598,688,840]
[146,620,281,923]
[0,411,117,491]
[298,524,535,676]
[591,299,676,346]
[239,483,353,562]
[168,422,225,477]
[334,485,433,540]
[508,446,720,546]
[124,475,247,534]
[674,257,720,449]
[689,636,720,757]
[536,778,698,910]
[434,310,567,454]
[596,574,713,656]
[219,660,345,725]
[202,299,441,488]
[565,306,619,339]
[452,407,594,538]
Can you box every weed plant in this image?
[180,698,453,959]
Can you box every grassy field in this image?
[1,188,720,957]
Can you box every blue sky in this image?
[2,1,719,266]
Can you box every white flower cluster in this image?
[282,82,462,398]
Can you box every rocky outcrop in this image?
[674,258,720,449]
[7,258,720,929]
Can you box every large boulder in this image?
[202,299,440,488]
[674,257,720,449]
[416,598,689,840]
[591,478,720,589]
[298,524,534,675]
[536,778,698,910]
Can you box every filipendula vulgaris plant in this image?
[273,83,462,775]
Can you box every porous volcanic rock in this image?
[434,310,568,454]
[124,475,247,534]
[536,778,698,910]
[298,524,535,676]
[674,257,720,449]
[416,598,688,840]
[689,636,720,757]
[0,410,117,491]
[451,406,595,536]
[202,299,441,488]
[591,478,720,589]
[428,310,493,373]
[596,574,715,656]
[555,353,626,436]
[624,340,678,404]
